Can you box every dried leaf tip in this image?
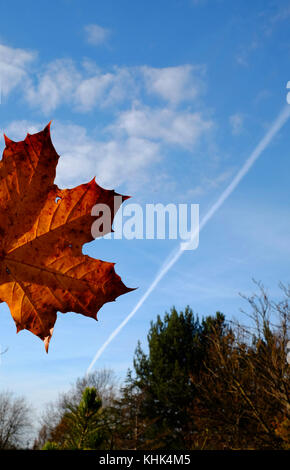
[44,328,54,353]
[3,134,13,147]
[44,121,52,135]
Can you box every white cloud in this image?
[0,41,207,117]
[23,60,138,113]
[1,119,42,138]
[2,120,160,191]
[0,44,35,97]
[24,59,81,114]
[102,68,138,107]
[75,67,137,111]
[0,45,206,114]
[74,73,114,111]
[50,122,160,190]
[93,137,160,190]
[2,103,214,198]
[0,44,214,194]
[229,113,244,135]
[84,24,111,46]
[112,105,213,149]
[141,65,205,104]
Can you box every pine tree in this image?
[43,387,105,450]
[131,306,226,448]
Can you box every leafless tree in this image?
[193,281,290,448]
[238,280,290,416]
[0,391,33,449]
[72,368,118,407]
[35,368,118,448]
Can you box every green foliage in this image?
[127,301,289,449]
[64,387,104,449]
[46,387,106,450]
[131,306,227,448]
[35,283,290,450]
[42,441,59,450]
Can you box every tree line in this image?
[1,282,289,450]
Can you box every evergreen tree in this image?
[131,306,226,448]
[43,387,106,450]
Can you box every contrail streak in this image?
[87,104,290,374]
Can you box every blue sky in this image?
[1,0,290,421]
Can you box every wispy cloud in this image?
[84,24,111,46]
[20,60,138,113]
[0,43,35,98]
[74,67,137,111]
[1,120,160,191]
[235,40,259,67]
[141,64,205,105]
[2,104,213,192]
[270,5,290,24]
[0,43,214,196]
[185,169,234,198]
[6,51,205,114]
[24,59,81,114]
[229,113,244,135]
[111,104,213,149]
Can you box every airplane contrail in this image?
[87,104,290,374]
